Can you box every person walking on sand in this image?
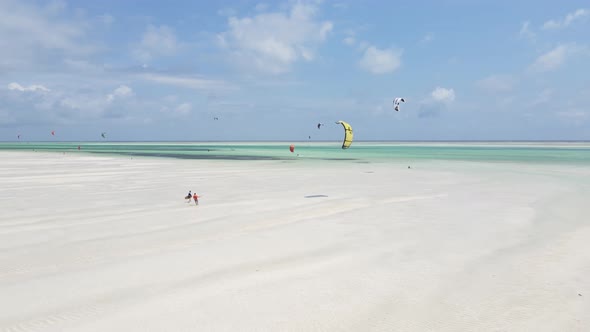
[193,193,199,205]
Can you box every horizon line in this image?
[2,140,590,143]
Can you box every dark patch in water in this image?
[88,151,359,161]
[91,151,284,161]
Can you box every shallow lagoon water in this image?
[1,141,590,164]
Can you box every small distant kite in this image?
[393,98,405,112]
[51,130,55,136]
[17,134,20,140]
[213,117,219,120]
[317,123,324,129]
[101,132,106,139]
[289,144,295,153]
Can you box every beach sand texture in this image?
[1,151,589,331]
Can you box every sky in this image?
[1,0,589,141]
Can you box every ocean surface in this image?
[1,141,590,164]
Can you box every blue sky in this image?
[1,0,589,141]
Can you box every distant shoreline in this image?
[2,140,590,143]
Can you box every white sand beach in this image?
[1,151,589,331]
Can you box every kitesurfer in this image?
[193,193,199,205]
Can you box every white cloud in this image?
[2,84,120,125]
[176,103,192,115]
[414,87,456,118]
[217,1,333,74]
[564,8,589,25]
[7,82,51,93]
[519,21,535,40]
[557,110,588,118]
[431,87,455,103]
[98,14,114,25]
[107,85,133,102]
[59,95,105,116]
[343,36,356,46]
[140,73,235,91]
[217,7,237,17]
[255,3,269,12]
[114,85,132,96]
[527,88,554,107]
[0,0,95,68]
[342,29,359,47]
[542,20,560,30]
[357,41,370,51]
[133,25,179,62]
[476,75,516,93]
[48,85,135,120]
[530,44,574,72]
[419,32,434,44]
[557,110,587,119]
[1,74,223,129]
[556,109,588,126]
[542,8,588,30]
[359,46,402,74]
[342,26,377,50]
[44,0,67,16]
[161,102,192,116]
[62,58,104,73]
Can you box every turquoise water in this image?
[1,142,590,164]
